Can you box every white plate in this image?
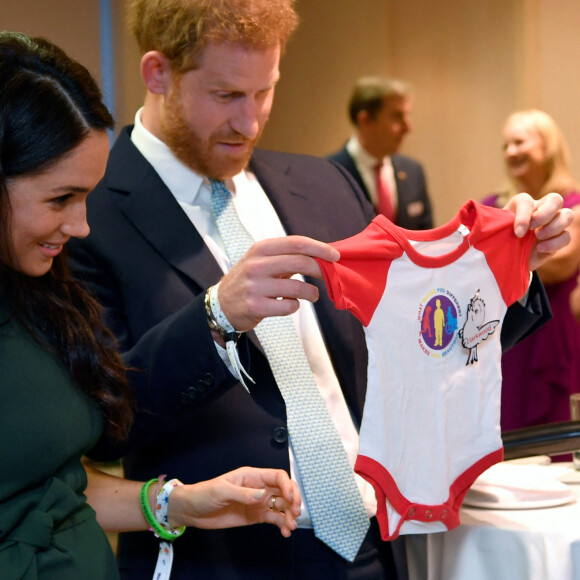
[463,462,576,509]
[504,455,552,466]
[463,491,575,510]
[558,468,580,485]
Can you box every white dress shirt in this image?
[130,109,377,526]
[346,135,398,214]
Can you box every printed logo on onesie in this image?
[417,288,499,364]
[417,287,461,359]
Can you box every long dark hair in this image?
[0,31,133,441]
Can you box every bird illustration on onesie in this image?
[458,290,499,365]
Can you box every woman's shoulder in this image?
[480,193,503,208]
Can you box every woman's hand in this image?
[167,467,301,538]
[504,192,575,272]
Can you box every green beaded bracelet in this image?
[140,478,185,541]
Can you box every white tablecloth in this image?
[406,463,580,580]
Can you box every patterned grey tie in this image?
[210,179,369,562]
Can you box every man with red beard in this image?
[68,1,572,578]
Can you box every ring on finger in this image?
[269,496,277,511]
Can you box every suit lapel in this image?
[251,154,332,295]
[249,149,346,242]
[106,128,223,291]
[249,149,306,234]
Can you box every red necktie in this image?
[374,162,395,221]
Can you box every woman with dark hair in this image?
[0,31,299,579]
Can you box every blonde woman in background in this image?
[482,109,580,432]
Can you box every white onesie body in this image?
[317,200,535,540]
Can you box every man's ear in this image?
[141,51,173,94]
[357,109,371,128]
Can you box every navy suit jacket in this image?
[69,126,549,579]
[328,146,433,230]
[69,126,380,578]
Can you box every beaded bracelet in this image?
[140,478,185,541]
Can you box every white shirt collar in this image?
[346,135,391,170]
[131,108,249,203]
[131,108,205,205]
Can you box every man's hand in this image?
[217,235,340,332]
[504,192,574,270]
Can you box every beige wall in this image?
[4,0,580,225]
[2,1,101,85]
[386,0,522,222]
[259,0,392,157]
[110,1,143,129]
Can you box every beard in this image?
[161,86,263,180]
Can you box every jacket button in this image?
[273,426,288,444]
[197,373,214,389]
[178,385,200,404]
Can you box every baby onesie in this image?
[316,200,535,540]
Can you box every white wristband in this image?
[155,479,184,534]
[152,478,184,580]
[207,283,254,392]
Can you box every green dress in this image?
[0,302,120,580]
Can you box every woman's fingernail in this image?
[253,489,265,499]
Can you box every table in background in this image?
[406,464,580,580]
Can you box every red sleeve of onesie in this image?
[473,204,536,305]
[315,219,404,327]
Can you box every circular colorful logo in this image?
[417,288,461,358]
